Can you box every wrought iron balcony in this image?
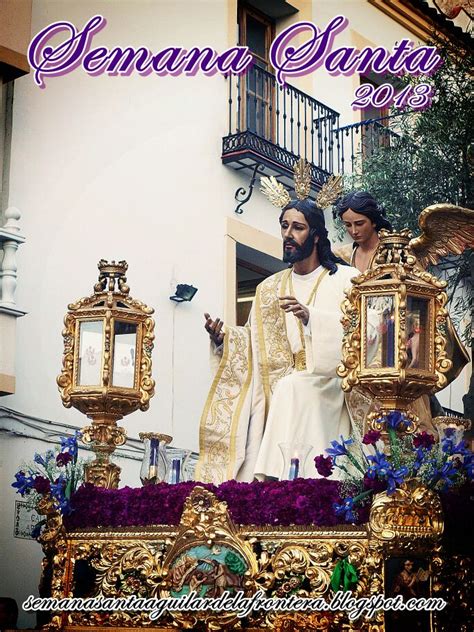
[222,65,340,196]
[335,115,401,174]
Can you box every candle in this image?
[288,457,300,480]
[170,458,181,484]
[386,314,395,367]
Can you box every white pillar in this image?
[0,207,22,305]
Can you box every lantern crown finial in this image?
[94,259,130,295]
[375,230,416,267]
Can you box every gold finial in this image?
[316,175,344,209]
[294,158,312,200]
[94,259,130,295]
[260,158,343,210]
[259,176,291,208]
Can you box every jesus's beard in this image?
[283,235,315,264]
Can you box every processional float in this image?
[36,203,473,631]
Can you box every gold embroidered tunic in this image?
[196,264,360,483]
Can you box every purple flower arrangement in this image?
[11,431,87,538]
[64,478,350,530]
[313,413,474,522]
[12,414,473,535]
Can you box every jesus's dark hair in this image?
[279,198,346,275]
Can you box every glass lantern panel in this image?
[111,321,137,388]
[406,296,430,370]
[77,320,104,386]
[365,295,396,368]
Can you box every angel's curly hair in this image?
[335,191,393,231]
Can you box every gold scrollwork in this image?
[369,480,443,553]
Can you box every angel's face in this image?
[341,209,377,245]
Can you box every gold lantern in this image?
[337,230,452,433]
[57,260,155,488]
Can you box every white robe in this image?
[197,264,360,484]
[244,265,357,480]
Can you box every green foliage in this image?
[345,32,473,346]
[348,33,473,224]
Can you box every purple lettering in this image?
[386,39,413,72]
[83,47,108,72]
[28,15,106,88]
[151,48,185,74]
[270,17,348,85]
[325,47,353,73]
[216,47,253,74]
[353,47,389,74]
[181,47,217,74]
[27,14,442,92]
[105,47,152,75]
[404,47,442,73]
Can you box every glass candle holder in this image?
[432,416,471,453]
[166,449,192,484]
[278,442,313,480]
[139,432,172,485]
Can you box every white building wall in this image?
[1,1,470,625]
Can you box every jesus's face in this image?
[280,209,316,263]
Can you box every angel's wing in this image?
[409,204,474,268]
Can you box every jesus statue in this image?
[196,167,365,484]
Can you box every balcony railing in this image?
[335,115,401,174]
[222,65,340,191]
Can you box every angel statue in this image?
[335,195,472,436]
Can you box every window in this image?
[0,79,13,223]
[238,3,275,138]
[236,244,286,326]
[359,76,394,160]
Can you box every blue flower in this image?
[463,454,474,478]
[44,449,55,463]
[386,466,409,494]
[34,453,46,467]
[50,475,66,502]
[60,431,81,459]
[384,411,413,431]
[326,436,354,461]
[57,498,72,516]
[366,450,391,478]
[11,471,34,496]
[333,497,356,522]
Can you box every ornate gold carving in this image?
[409,204,474,268]
[36,495,68,631]
[315,174,343,209]
[433,415,472,433]
[260,175,292,208]
[431,551,473,632]
[293,158,312,200]
[37,487,455,631]
[273,612,335,631]
[369,480,443,553]
[260,159,342,209]
[159,487,258,629]
[57,260,156,488]
[338,231,452,432]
